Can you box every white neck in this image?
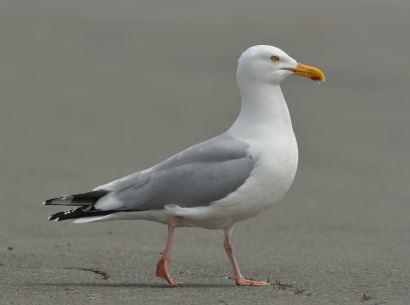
[227,82,294,140]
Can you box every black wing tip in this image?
[48,214,61,221]
[48,208,81,222]
[43,198,54,206]
[42,195,74,206]
[42,190,109,207]
[47,207,118,222]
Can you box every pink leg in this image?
[156,217,178,287]
[223,226,271,286]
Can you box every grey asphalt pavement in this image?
[1,0,410,304]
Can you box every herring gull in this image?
[44,45,325,286]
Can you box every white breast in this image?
[220,125,298,221]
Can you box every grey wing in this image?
[94,134,256,211]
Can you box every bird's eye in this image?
[271,56,280,62]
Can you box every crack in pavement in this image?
[64,267,111,280]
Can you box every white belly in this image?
[166,132,299,229]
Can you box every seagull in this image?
[44,45,325,287]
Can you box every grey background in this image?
[1,0,409,304]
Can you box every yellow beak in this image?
[282,63,325,82]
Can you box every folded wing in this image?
[94,134,255,211]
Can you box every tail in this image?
[48,206,118,222]
[44,190,114,222]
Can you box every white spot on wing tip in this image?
[42,201,47,205]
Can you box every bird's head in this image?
[237,45,325,86]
